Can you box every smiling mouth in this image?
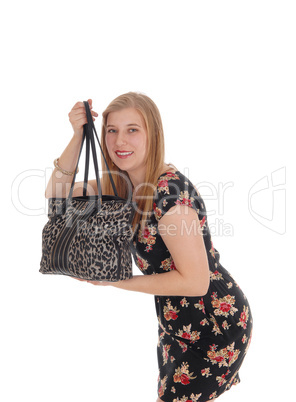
[115,151,134,158]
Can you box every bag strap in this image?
[86,110,102,199]
[84,101,118,196]
[68,101,119,199]
[82,125,90,197]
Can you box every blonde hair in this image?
[100,91,174,231]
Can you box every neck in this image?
[129,163,172,198]
[128,170,146,191]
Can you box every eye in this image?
[129,128,138,133]
[107,129,116,133]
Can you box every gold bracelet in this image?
[54,158,79,176]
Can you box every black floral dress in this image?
[130,171,253,402]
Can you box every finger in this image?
[71,110,99,118]
[87,280,108,286]
[72,101,85,110]
[71,100,92,111]
[71,105,88,115]
[70,107,98,119]
[68,108,85,120]
[71,110,87,118]
[74,115,97,126]
[72,116,88,124]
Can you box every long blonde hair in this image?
[100,92,173,231]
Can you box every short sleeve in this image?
[153,172,201,221]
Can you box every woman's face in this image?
[105,107,148,181]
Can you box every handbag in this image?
[40,101,135,282]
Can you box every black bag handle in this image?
[68,101,118,200]
[82,125,90,197]
[84,101,118,196]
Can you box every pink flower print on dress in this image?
[157,172,180,194]
[237,306,250,330]
[160,256,176,271]
[194,298,205,314]
[211,293,238,318]
[207,343,240,368]
[138,224,157,252]
[173,362,197,385]
[176,324,201,344]
[163,299,180,321]
[136,253,149,272]
[158,375,168,398]
[175,190,194,208]
[153,202,163,221]
[162,344,171,366]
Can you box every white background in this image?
[1,1,295,401]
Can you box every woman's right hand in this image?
[68,99,99,139]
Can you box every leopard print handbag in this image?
[40,101,135,282]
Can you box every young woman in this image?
[45,93,253,402]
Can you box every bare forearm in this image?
[45,100,99,199]
[45,134,83,198]
[112,270,206,297]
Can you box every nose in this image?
[115,131,127,147]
